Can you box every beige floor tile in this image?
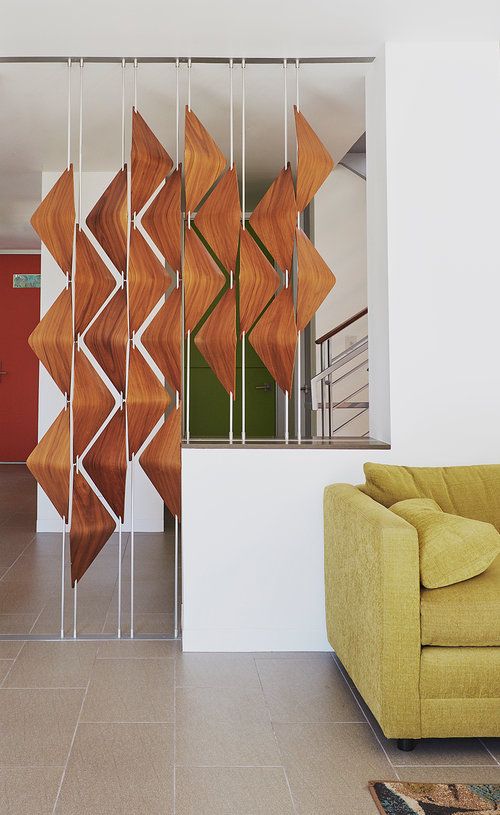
[0,766,63,815]
[0,613,38,634]
[175,767,295,815]
[256,657,365,723]
[4,641,98,688]
[251,651,334,659]
[176,685,271,724]
[0,659,14,683]
[97,639,178,659]
[55,723,173,815]
[482,739,500,762]
[0,688,84,764]
[81,658,174,722]
[102,611,175,636]
[401,766,500,783]
[275,722,397,815]
[0,641,24,659]
[0,581,48,614]
[31,599,111,636]
[175,653,261,688]
[387,738,498,767]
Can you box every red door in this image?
[0,255,40,461]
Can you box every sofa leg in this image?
[397,739,417,752]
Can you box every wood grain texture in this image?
[127,347,170,458]
[85,288,128,393]
[28,287,72,396]
[30,165,75,276]
[294,106,334,212]
[83,408,127,521]
[141,166,182,273]
[248,163,296,273]
[131,109,173,215]
[86,167,128,273]
[239,227,280,336]
[195,167,240,272]
[194,287,236,395]
[140,405,181,518]
[73,350,115,458]
[70,472,116,586]
[248,286,297,394]
[141,286,182,394]
[74,229,116,335]
[296,227,336,331]
[184,107,226,213]
[128,228,170,334]
[184,226,225,334]
[26,408,70,519]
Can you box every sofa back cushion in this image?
[360,462,500,531]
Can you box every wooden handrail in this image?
[315,307,368,345]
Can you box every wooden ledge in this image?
[182,437,390,450]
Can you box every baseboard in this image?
[182,627,332,652]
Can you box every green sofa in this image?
[324,463,500,749]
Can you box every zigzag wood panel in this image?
[128,229,170,334]
[28,287,72,396]
[30,165,75,276]
[294,106,334,212]
[74,229,116,335]
[184,227,225,334]
[239,227,280,336]
[127,347,171,458]
[83,408,127,521]
[296,227,336,331]
[73,350,115,458]
[131,109,173,216]
[86,167,128,273]
[194,287,237,395]
[142,287,182,395]
[249,163,296,273]
[85,287,128,393]
[140,405,182,518]
[141,167,182,274]
[249,286,297,394]
[195,167,240,273]
[70,472,116,586]
[184,107,226,213]
[26,408,70,519]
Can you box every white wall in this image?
[182,42,500,651]
[37,171,163,533]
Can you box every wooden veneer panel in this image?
[249,163,296,273]
[127,347,170,458]
[142,287,182,394]
[296,227,336,331]
[26,408,70,519]
[184,107,226,213]
[184,227,225,334]
[128,228,170,334]
[131,109,173,216]
[140,405,181,518]
[141,167,182,274]
[74,229,116,336]
[30,166,75,276]
[86,167,128,273]
[195,167,240,272]
[73,350,115,458]
[239,227,280,336]
[294,106,334,212]
[28,287,72,396]
[85,288,128,393]
[249,286,297,394]
[83,408,127,521]
[194,287,237,396]
[70,472,116,586]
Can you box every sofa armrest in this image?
[324,483,421,738]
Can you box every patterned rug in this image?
[369,782,500,814]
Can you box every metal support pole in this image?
[60,516,66,639]
[73,580,77,639]
[297,331,301,443]
[174,514,179,638]
[117,519,122,638]
[186,330,191,443]
[130,454,135,638]
[285,392,289,443]
[241,332,246,442]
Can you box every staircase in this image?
[311,308,369,438]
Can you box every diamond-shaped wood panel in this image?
[141,167,182,274]
[128,229,170,334]
[195,167,240,272]
[86,168,128,273]
[296,227,336,331]
[28,288,72,397]
[249,286,297,394]
[184,108,226,213]
[194,287,237,395]
[294,106,334,212]
[142,287,182,395]
[140,405,181,518]
[83,408,127,521]
[249,163,296,273]
[85,288,128,393]
[70,472,116,586]
[31,166,75,276]
[184,227,225,334]
[73,350,115,458]
[131,109,173,216]
[74,229,116,336]
[239,227,280,336]
[26,408,70,520]
[127,347,171,458]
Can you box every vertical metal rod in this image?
[283,58,288,169]
[296,58,300,112]
[60,515,66,639]
[175,58,179,169]
[78,59,83,227]
[229,58,234,168]
[66,59,71,170]
[241,59,246,230]
[133,58,138,111]
[130,454,135,638]
[241,332,246,442]
[117,519,122,638]
[174,514,179,638]
[297,331,301,443]
[321,343,326,438]
[186,330,191,443]
[73,580,77,639]
[187,58,191,111]
[327,338,332,438]
[229,393,233,444]
[285,391,289,443]
[121,58,125,169]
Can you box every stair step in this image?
[317,402,369,410]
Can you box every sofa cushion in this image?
[390,498,500,588]
[421,554,500,645]
[360,462,500,530]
